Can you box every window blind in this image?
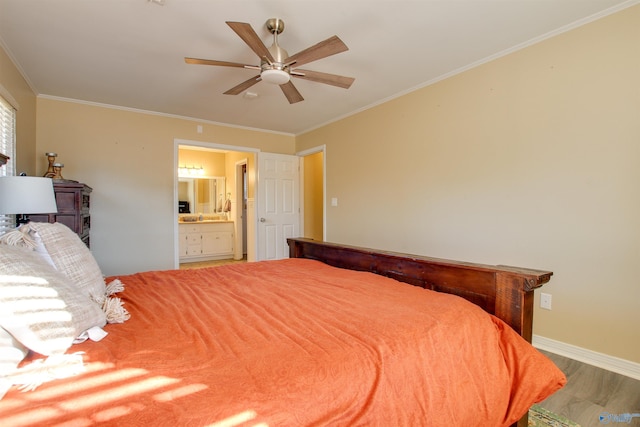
[0,95,17,233]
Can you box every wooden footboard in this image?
[287,238,552,343]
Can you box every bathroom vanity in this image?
[177,175,234,262]
[178,220,234,262]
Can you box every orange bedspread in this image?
[1,259,565,426]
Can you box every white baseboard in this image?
[533,335,640,381]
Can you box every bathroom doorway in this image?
[174,139,258,267]
[175,139,325,266]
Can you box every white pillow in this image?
[26,222,106,303]
[0,245,106,356]
[0,326,28,375]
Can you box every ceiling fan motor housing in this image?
[263,44,289,69]
[261,19,290,83]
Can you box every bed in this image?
[0,225,566,427]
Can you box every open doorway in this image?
[174,139,258,268]
[175,140,325,266]
[298,145,326,241]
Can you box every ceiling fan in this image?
[185,18,355,104]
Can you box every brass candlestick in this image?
[52,163,64,180]
[43,152,57,178]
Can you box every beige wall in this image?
[178,148,226,177]
[297,6,640,363]
[35,98,294,275]
[0,45,37,175]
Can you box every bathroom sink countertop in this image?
[179,219,232,223]
[178,213,233,223]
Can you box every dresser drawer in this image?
[187,234,201,245]
[25,182,92,248]
[182,224,201,233]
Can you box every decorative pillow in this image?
[26,222,106,303]
[0,245,106,356]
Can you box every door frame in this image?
[173,138,259,268]
[233,158,247,260]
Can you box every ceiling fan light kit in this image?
[184,18,354,104]
[261,69,290,85]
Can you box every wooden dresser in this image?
[27,181,92,247]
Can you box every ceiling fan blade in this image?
[280,81,304,104]
[223,75,261,95]
[226,21,275,63]
[292,69,354,89]
[185,57,257,69]
[284,35,348,68]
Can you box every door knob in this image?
[260,218,266,222]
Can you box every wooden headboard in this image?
[287,238,552,342]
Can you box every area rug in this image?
[529,404,581,427]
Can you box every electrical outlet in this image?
[540,292,552,310]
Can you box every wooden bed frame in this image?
[288,238,554,427]
[288,238,553,343]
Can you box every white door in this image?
[257,152,300,260]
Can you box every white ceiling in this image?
[0,0,636,135]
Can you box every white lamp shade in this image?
[261,69,290,85]
[0,176,58,215]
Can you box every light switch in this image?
[331,197,338,207]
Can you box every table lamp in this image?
[0,176,58,226]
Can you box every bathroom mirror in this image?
[178,177,226,214]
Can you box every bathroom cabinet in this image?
[179,221,234,262]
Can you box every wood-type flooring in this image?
[538,350,640,427]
